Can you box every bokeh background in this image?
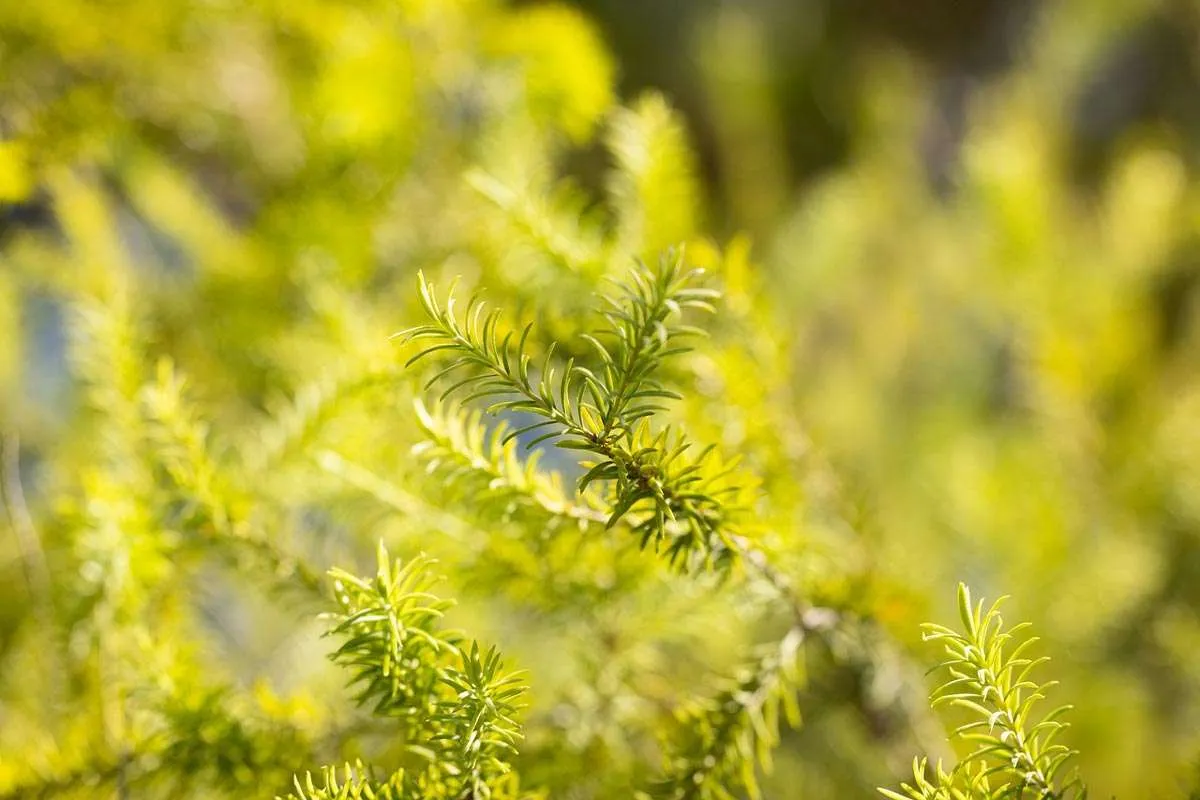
[4,0,1200,797]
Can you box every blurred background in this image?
[5,0,1200,797]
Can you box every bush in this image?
[2,1,1199,798]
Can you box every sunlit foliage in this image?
[2,0,1200,798]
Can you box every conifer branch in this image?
[587,257,717,439]
[325,548,462,725]
[0,750,144,800]
[395,251,741,569]
[291,544,529,800]
[141,359,325,596]
[643,626,807,800]
[315,449,479,544]
[467,168,607,276]
[70,294,145,450]
[431,642,529,797]
[880,585,1085,800]
[285,761,411,800]
[397,250,875,797]
[0,666,324,799]
[413,399,607,526]
[880,758,994,800]
[254,364,402,473]
[607,94,701,258]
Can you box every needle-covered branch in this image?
[880,585,1085,800]
[285,545,529,800]
[396,250,742,570]
[642,626,807,800]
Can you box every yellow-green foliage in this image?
[2,0,1199,798]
